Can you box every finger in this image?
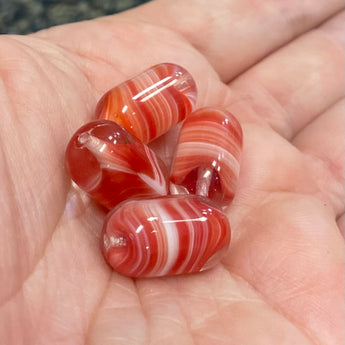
[119,0,344,81]
[226,11,344,139]
[292,99,345,216]
[223,11,344,138]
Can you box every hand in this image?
[1,1,344,344]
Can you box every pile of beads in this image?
[65,63,243,278]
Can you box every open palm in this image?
[1,1,344,344]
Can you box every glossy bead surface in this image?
[95,63,197,143]
[65,120,168,209]
[102,195,231,278]
[170,108,243,207]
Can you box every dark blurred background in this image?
[0,0,151,34]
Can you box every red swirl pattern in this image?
[65,120,168,210]
[95,63,197,143]
[102,195,231,278]
[170,107,243,206]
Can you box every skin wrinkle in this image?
[302,153,344,216]
[0,268,47,345]
[211,286,262,342]
[36,21,176,99]
[0,73,65,306]
[289,98,342,142]
[0,37,82,306]
[291,99,345,215]
[15,36,96,126]
[135,278,198,344]
[0,181,66,304]
[84,270,112,345]
[0,67,22,128]
[0,141,23,302]
[38,33,124,96]
[149,317,194,345]
[263,188,338,219]
[178,293,218,333]
[133,279,151,345]
[87,271,150,345]
[27,38,98,115]
[165,285,199,345]
[4,37,98,137]
[0,124,69,297]
[0,37,86,146]
[25,262,51,345]
[23,216,90,344]
[29,215,104,345]
[54,206,108,343]
[225,250,318,345]
[183,267,315,345]
[245,79,293,138]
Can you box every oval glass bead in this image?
[101,195,231,278]
[170,107,243,207]
[65,120,168,209]
[95,63,197,143]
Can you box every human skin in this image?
[0,0,344,344]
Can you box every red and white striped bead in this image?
[95,63,197,143]
[102,195,231,278]
[65,120,168,210]
[170,107,243,207]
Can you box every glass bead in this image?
[65,120,168,209]
[170,107,243,207]
[95,63,197,143]
[102,195,231,278]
